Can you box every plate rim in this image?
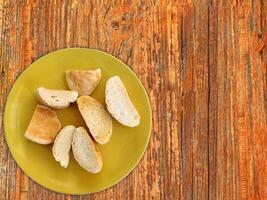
[3,47,152,195]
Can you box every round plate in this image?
[4,48,151,194]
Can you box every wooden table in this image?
[0,1,266,199]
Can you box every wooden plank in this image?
[208,0,218,199]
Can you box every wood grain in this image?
[0,0,266,199]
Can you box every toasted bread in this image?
[25,105,62,144]
[72,127,103,173]
[52,125,76,168]
[37,87,78,109]
[77,96,112,144]
[105,76,140,127]
[66,68,101,96]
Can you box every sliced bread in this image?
[52,125,76,168]
[25,105,62,144]
[105,76,140,127]
[72,127,103,173]
[66,68,101,96]
[37,87,78,109]
[77,95,112,144]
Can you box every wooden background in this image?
[0,0,266,199]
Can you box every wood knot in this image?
[111,21,119,30]
[122,13,131,21]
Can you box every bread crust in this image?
[25,105,62,144]
[66,69,101,96]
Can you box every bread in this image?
[37,87,78,109]
[25,105,62,144]
[66,68,101,96]
[72,127,103,173]
[105,76,140,127]
[77,95,112,144]
[52,125,76,168]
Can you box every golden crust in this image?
[25,105,62,144]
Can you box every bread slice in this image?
[37,87,78,109]
[77,96,112,144]
[105,76,140,127]
[66,68,101,96]
[52,125,76,168]
[25,105,62,144]
[72,127,103,173]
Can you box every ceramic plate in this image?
[4,48,151,194]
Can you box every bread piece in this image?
[66,68,101,96]
[52,125,76,168]
[72,127,103,173]
[77,96,112,144]
[105,76,140,127]
[37,87,78,109]
[25,105,62,144]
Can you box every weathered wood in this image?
[0,0,266,199]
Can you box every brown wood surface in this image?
[0,0,266,199]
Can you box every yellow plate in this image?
[4,48,152,194]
